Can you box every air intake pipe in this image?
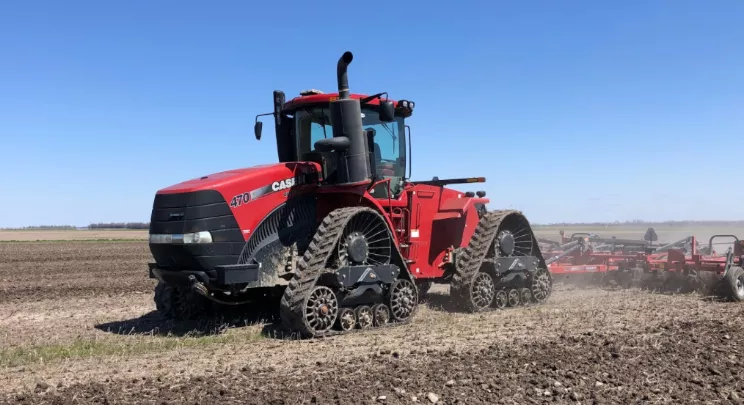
[315,51,372,184]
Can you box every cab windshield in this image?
[294,107,407,180]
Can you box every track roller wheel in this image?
[493,290,507,309]
[355,305,373,329]
[336,307,356,331]
[301,285,339,335]
[519,288,532,305]
[507,288,520,307]
[725,266,744,302]
[389,279,418,322]
[530,267,552,303]
[372,303,390,326]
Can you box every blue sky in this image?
[1,0,742,227]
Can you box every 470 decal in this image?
[229,192,252,208]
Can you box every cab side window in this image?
[295,109,332,158]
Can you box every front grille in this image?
[149,190,245,270]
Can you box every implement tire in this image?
[724,266,744,302]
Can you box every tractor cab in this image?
[288,91,413,197]
[254,68,415,199]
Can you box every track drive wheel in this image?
[724,266,744,302]
[389,279,418,322]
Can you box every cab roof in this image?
[282,91,414,117]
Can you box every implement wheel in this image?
[725,266,744,302]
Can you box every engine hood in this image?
[158,163,317,194]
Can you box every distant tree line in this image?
[0,225,77,230]
[87,222,150,229]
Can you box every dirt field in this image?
[0,229,148,241]
[2,236,744,404]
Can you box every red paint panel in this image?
[156,162,320,241]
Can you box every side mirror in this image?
[254,121,263,140]
[379,101,395,122]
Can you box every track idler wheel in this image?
[469,272,496,311]
[493,290,508,309]
[724,266,744,302]
[336,307,356,331]
[301,285,339,335]
[372,303,390,326]
[389,279,418,322]
[530,268,552,303]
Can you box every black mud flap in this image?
[215,263,261,285]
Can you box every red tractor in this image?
[147,52,552,337]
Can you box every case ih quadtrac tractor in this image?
[147,51,552,337]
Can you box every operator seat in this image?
[373,142,382,170]
[370,141,401,199]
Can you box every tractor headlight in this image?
[184,231,213,244]
[149,231,213,244]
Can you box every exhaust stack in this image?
[337,51,353,100]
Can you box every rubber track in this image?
[450,209,549,312]
[154,282,213,321]
[278,206,416,338]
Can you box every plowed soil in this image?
[2,241,744,405]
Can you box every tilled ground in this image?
[2,242,744,404]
